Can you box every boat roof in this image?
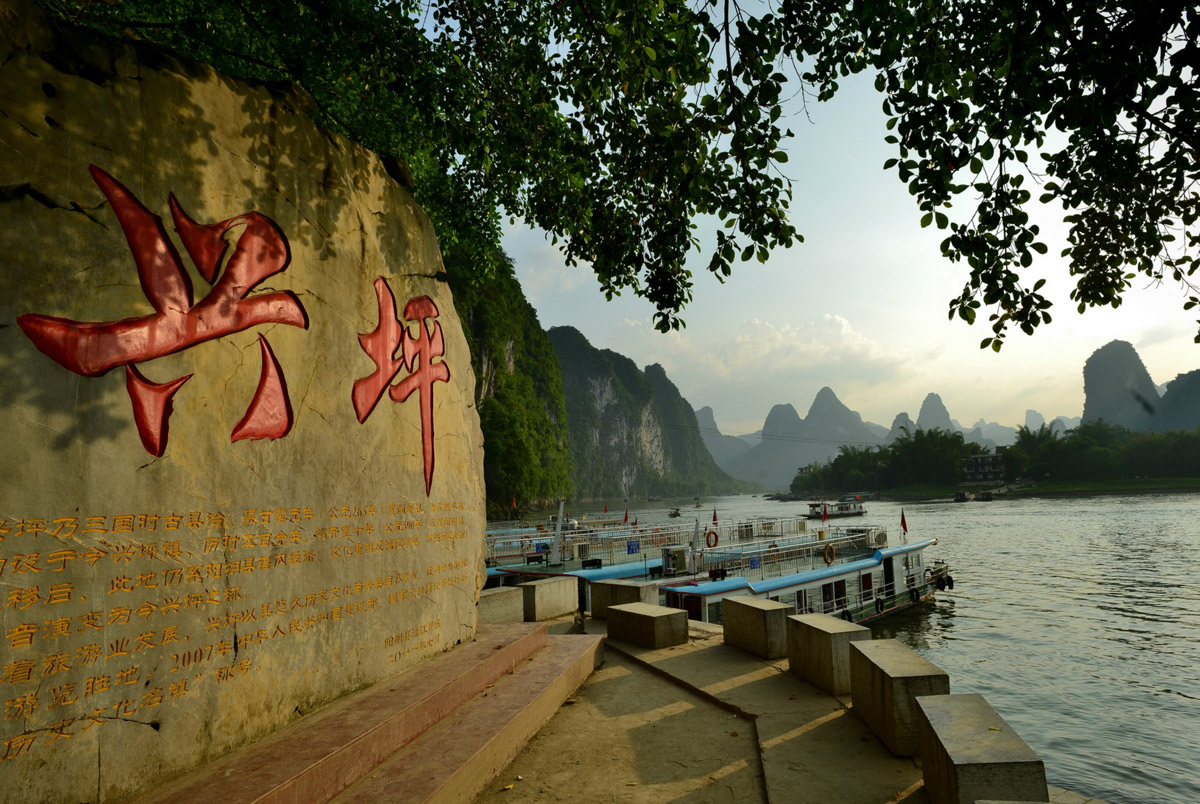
[487,558,665,582]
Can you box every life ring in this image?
[705,529,719,548]
[875,598,885,614]
[841,609,853,622]
[947,576,955,590]
[823,543,835,565]
[909,588,919,603]
[936,576,947,591]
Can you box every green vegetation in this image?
[793,429,978,494]
[793,422,1200,497]
[42,0,793,332]
[1009,421,1200,482]
[443,248,572,519]
[41,1,1200,341]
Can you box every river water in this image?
[566,492,1200,804]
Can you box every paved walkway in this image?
[473,616,1110,804]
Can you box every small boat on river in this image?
[807,500,867,519]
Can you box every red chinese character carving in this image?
[353,278,450,495]
[17,166,307,455]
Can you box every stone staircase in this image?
[133,622,603,804]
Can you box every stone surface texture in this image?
[478,587,523,624]
[722,596,791,659]
[589,579,658,619]
[786,613,871,696]
[917,693,1048,804]
[0,5,484,802]
[519,577,577,622]
[850,638,950,756]
[606,603,687,649]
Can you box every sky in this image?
[502,72,1198,437]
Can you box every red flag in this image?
[623,508,628,524]
[712,507,718,525]
[510,495,516,510]
[603,504,608,514]
[822,504,828,523]
[633,517,638,528]
[901,508,908,535]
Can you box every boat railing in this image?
[485,515,819,566]
[483,517,891,571]
[697,529,885,582]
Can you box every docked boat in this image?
[484,514,951,626]
[807,500,867,519]
[661,527,950,625]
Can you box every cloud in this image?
[635,314,926,433]
[504,224,591,301]
[723,315,908,383]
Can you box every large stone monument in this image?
[0,5,485,802]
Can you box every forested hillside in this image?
[444,248,572,518]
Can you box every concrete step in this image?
[327,634,604,804]
[133,622,551,804]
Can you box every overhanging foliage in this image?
[41,0,1200,343]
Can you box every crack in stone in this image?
[0,182,108,226]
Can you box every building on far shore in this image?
[959,450,1005,487]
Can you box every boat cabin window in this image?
[822,581,847,613]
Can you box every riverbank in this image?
[805,477,1200,502]
[472,614,1111,804]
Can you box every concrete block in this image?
[590,579,660,619]
[786,613,871,696]
[723,596,792,659]
[850,638,950,756]
[518,577,578,622]
[916,693,1048,804]
[607,602,688,649]
[478,586,524,624]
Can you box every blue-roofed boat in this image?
[483,513,952,625]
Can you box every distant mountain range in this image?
[696,339,1197,490]
[507,316,1199,501]
[699,389,1084,491]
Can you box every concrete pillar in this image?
[786,613,871,696]
[723,596,792,659]
[518,577,577,621]
[916,693,1048,804]
[849,638,949,755]
[607,602,688,649]
[590,579,660,619]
